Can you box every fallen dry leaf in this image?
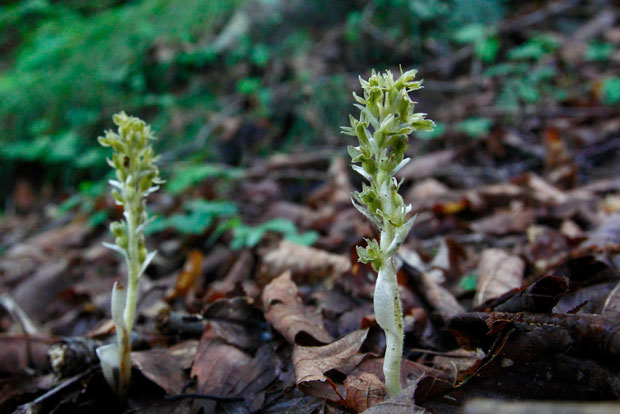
[398,148,459,180]
[191,329,278,413]
[492,275,569,313]
[203,297,270,352]
[361,381,428,414]
[262,271,333,345]
[206,249,254,302]
[581,213,620,250]
[399,253,465,323]
[132,340,198,395]
[293,328,368,402]
[471,209,536,235]
[11,258,72,323]
[517,173,568,205]
[475,248,525,306]
[344,372,386,412]
[164,250,203,302]
[349,357,448,391]
[307,157,353,208]
[602,281,620,316]
[260,241,350,284]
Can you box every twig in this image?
[15,369,96,413]
[0,293,40,334]
[164,393,244,402]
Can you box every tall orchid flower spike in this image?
[95,112,163,398]
[342,68,434,396]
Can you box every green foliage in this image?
[146,198,317,249]
[484,34,569,111]
[459,272,478,292]
[57,179,109,227]
[345,0,505,65]
[601,77,620,105]
[0,130,106,169]
[146,199,238,235]
[0,0,512,193]
[345,11,363,42]
[236,77,262,95]
[0,0,240,165]
[166,164,244,195]
[585,41,614,62]
[458,117,493,138]
[454,23,500,63]
[228,218,318,250]
[1,0,514,199]
[285,74,352,148]
[507,33,559,61]
[415,122,445,140]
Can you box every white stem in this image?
[374,259,404,397]
[115,183,141,397]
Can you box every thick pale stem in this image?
[374,258,404,397]
[117,183,140,397]
[124,206,140,332]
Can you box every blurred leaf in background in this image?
[146,199,238,235]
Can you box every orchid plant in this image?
[95,112,162,397]
[342,68,434,396]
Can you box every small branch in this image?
[163,393,244,402]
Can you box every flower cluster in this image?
[98,112,162,263]
[342,68,434,271]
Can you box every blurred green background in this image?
[0,0,617,208]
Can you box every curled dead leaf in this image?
[293,329,368,403]
[164,249,203,302]
[344,372,386,412]
[262,271,333,345]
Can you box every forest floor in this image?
[1,1,620,413]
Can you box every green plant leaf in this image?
[145,217,169,235]
[459,272,478,292]
[236,77,262,95]
[415,122,445,140]
[89,210,109,228]
[585,42,614,62]
[508,34,559,61]
[166,213,213,235]
[145,200,237,235]
[185,199,238,217]
[475,36,500,63]
[284,230,319,246]
[260,218,298,235]
[453,23,487,44]
[602,77,620,105]
[166,164,244,195]
[458,117,492,138]
[57,194,82,214]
